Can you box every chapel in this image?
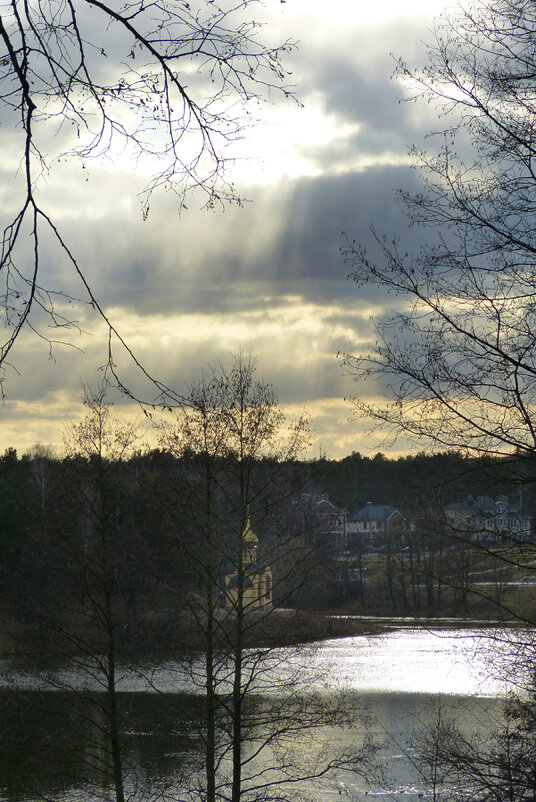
[224,515,272,610]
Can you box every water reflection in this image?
[0,688,504,802]
[0,691,200,802]
[0,629,512,801]
[2,628,508,697]
[310,629,506,695]
[320,692,504,800]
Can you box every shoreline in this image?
[326,614,516,630]
[0,608,526,661]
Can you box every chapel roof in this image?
[242,513,258,545]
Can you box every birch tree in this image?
[160,354,373,802]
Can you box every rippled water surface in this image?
[309,628,506,695]
[0,628,512,801]
[3,627,507,696]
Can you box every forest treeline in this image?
[307,449,536,513]
[0,445,308,651]
[0,441,533,633]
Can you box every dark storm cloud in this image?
[156,345,354,409]
[55,164,424,321]
[291,20,478,172]
[305,60,417,153]
[272,167,422,283]
[286,17,444,160]
[257,353,347,405]
[4,9,444,329]
[323,312,378,338]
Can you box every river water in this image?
[0,628,512,801]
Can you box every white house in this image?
[444,494,532,543]
[348,502,405,551]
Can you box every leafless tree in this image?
[159,354,374,802]
[413,689,536,802]
[0,1,294,394]
[342,0,536,461]
[341,2,536,796]
[22,382,142,802]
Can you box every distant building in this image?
[444,494,532,543]
[348,502,406,551]
[300,493,348,553]
[224,515,272,610]
[298,493,349,583]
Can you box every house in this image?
[348,502,405,552]
[301,493,348,553]
[224,515,272,610]
[298,493,349,584]
[300,493,349,555]
[444,494,532,544]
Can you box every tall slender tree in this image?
[22,383,141,802]
[160,355,371,802]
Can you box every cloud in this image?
[0,2,455,460]
[286,15,449,173]
[31,163,422,325]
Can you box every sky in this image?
[0,0,451,459]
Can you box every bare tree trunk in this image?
[105,608,125,802]
[386,533,395,607]
[231,496,246,802]
[436,531,444,610]
[205,592,216,802]
[231,631,243,802]
[204,474,217,802]
[98,452,126,802]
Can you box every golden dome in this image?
[242,513,258,545]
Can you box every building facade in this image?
[444,494,532,543]
[224,515,272,610]
[348,502,405,551]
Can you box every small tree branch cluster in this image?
[0,1,295,395]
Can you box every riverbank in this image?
[328,614,514,630]
[0,608,383,660]
[2,605,528,662]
